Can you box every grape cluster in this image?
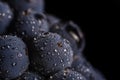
[0,0,106,80]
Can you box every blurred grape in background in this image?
[45,0,117,80]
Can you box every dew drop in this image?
[32,26,35,29]
[50,76,53,79]
[12,62,17,66]
[54,63,57,66]
[41,55,44,57]
[52,53,55,56]
[6,70,9,73]
[34,78,38,80]
[80,76,83,79]
[22,32,25,35]
[38,20,42,25]
[33,21,36,24]
[1,46,5,50]
[64,53,67,56]
[7,45,10,49]
[2,13,5,16]
[40,47,44,50]
[17,53,23,57]
[62,64,65,67]
[34,32,37,35]
[47,52,51,55]
[60,59,63,63]
[64,49,67,52]
[44,42,47,45]
[34,38,37,40]
[58,53,60,55]
[54,49,58,52]
[8,15,12,19]
[55,25,60,29]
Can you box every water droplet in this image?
[33,21,36,24]
[24,76,27,79]
[7,45,10,49]
[5,35,8,38]
[8,15,12,19]
[60,60,63,63]
[55,25,60,29]
[34,78,38,80]
[32,26,35,29]
[54,63,57,66]
[32,26,35,32]
[12,62,17,66]
[52,53,55,56]
[80,76,83,79]
[67,58,69,61]
[62,64,65,67]
[47,52,51,55]
[68,61,71,65]
[54,49,58,52]
[34,32,37,35]
[58,53,60,55]
[1,46,5,50]
[19,72,22,76]
[34,38,37,40]
[64,49,67,52]
[64,53,67,56]
[40,47,44,50]
[85,68,90,72]
[17,53,22,57]
[22,32,25,35]
[2,13,5,16]
[6,70,9,73]
[50,76,53,79]
[44,42,47,45]
[41,55,44,57]
[64,39,70,44]
[38,20,42,25]
[47,70,50,74]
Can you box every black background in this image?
[45,0,118,80]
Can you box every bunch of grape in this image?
[0,0,106,80]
